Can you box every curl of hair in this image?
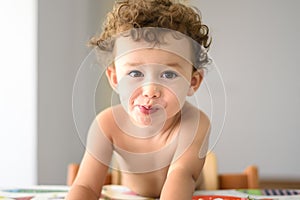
[90,0,212,69]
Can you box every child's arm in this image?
[66,111,114,200]
[67,109,113,200]
[66,151,110,200]
[160,109,210,200]
[160,159,205,200]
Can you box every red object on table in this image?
[192,195,272,200]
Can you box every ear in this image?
[187,69,204,96]
[106,66,118,92]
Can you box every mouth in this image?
[137,105,159,115]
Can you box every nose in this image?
[142,85,161,99]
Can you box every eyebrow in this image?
[165,63,182,68]
[124,62,144,67]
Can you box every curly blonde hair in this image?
[90,0,212,68]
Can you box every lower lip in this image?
[138,106,158,115]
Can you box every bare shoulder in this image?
[96,106,114,123]
[176,102,211,152]
[94,105,123,137]
[168,102,210,180]
[179,102,211,157]
[182,102,210,130]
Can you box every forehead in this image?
[114,31,193,65]
[115,49,192,68]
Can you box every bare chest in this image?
[121,167,169,198]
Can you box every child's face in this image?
[107,36,202,127]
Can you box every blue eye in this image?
[161,71,178,79]
[128,70,144,77]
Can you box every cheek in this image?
[116,76,141,109]
[164,79,191,107]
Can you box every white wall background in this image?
[191,0,300,180]
[37,0,114,184]
[0,1,37,186]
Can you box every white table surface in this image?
[1,185,300,200]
